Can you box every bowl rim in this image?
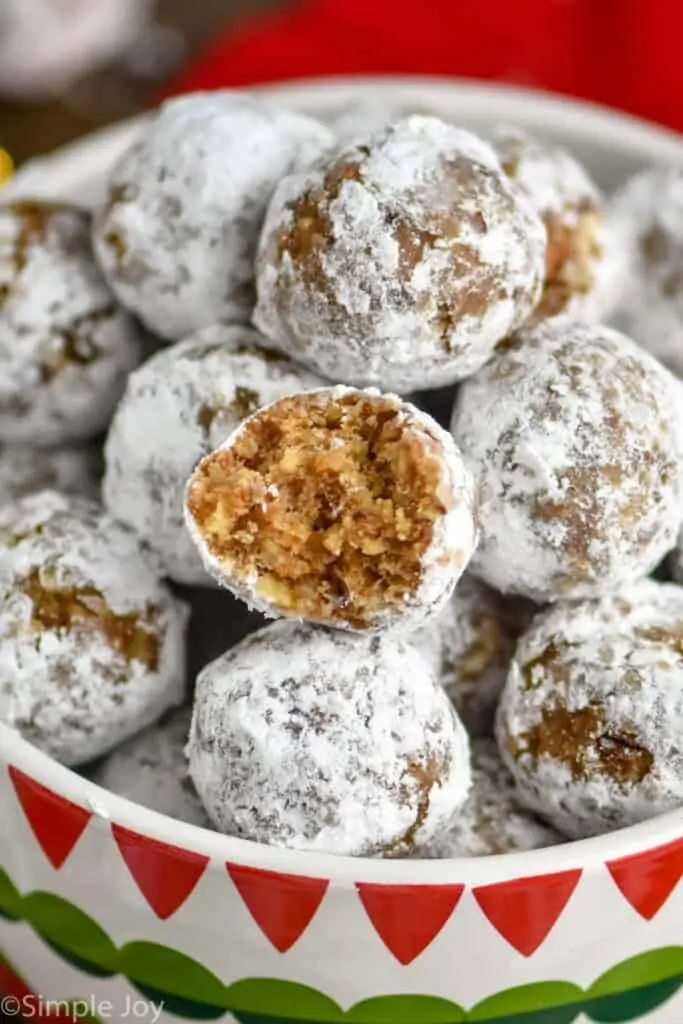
[4,74,683,887]
[8,74,683,199]
[5,719,683,885]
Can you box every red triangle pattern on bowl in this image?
[112,824,209,919]
[607,837,683,920]
[472,870,582,957]
[356,882,464,965]
[226,862,329,953]
[8,766,92,869]
[7,765,683,957]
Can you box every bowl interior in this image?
[3,75,683,886]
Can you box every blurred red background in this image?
[2,0,682,165]
[163,0,683,133]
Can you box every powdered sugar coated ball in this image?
[185,386,478,632]
[493,127,624,323]
[0,490,187,766]
[497,580,683,839]
[189,620,471,855]
[0,201,143,446]
[92,706,210,827]
[254,116,546,391]
[103,324,326,586]
[610,166,683,377]
[424,738,564,857]
[0,443,100,502]
[93,92,333,340]
[411,574,536,735]
[451,320,683,603]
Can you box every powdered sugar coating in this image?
[424,738,564,857]
[0,443,100,502]
[0,490,187,766]
[0,201,143,447]
[189,620,471,855]
[93,706,210,827]
[494,128,602,223]
[411,574,536,735]
[497,580,683,839]
[254,116,546,391]
[451,320,683,603]
[331,101,432,144]
[185,386,479,633]
[493,127,624,323]
[93,92,333,341]
[103,324,327,585]
[610,167,683,377]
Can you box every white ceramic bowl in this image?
[2,78,683,1024]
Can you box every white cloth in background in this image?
[0,0,154,97]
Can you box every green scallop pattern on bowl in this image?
[0,864,682,1024]
[22,892,117,978]
[0,868,21,922]
[584,948,683,1023]
[227,979,345,1023]
[469,981,583,1024]
[346,994,465,1023]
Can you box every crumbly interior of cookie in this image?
[538,205,603,317]
[387,754,446,856]
[508,639,655,785]
[1,202,108,378]
[515,702,654,785]
[21,568,160,669]
[187,392,447,627]
[458,615,507,680]
[6,200,66,272]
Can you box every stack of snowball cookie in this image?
[2,90,683,860]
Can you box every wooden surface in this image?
[0,0,285,165]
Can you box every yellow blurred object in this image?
[0,148,14,186]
